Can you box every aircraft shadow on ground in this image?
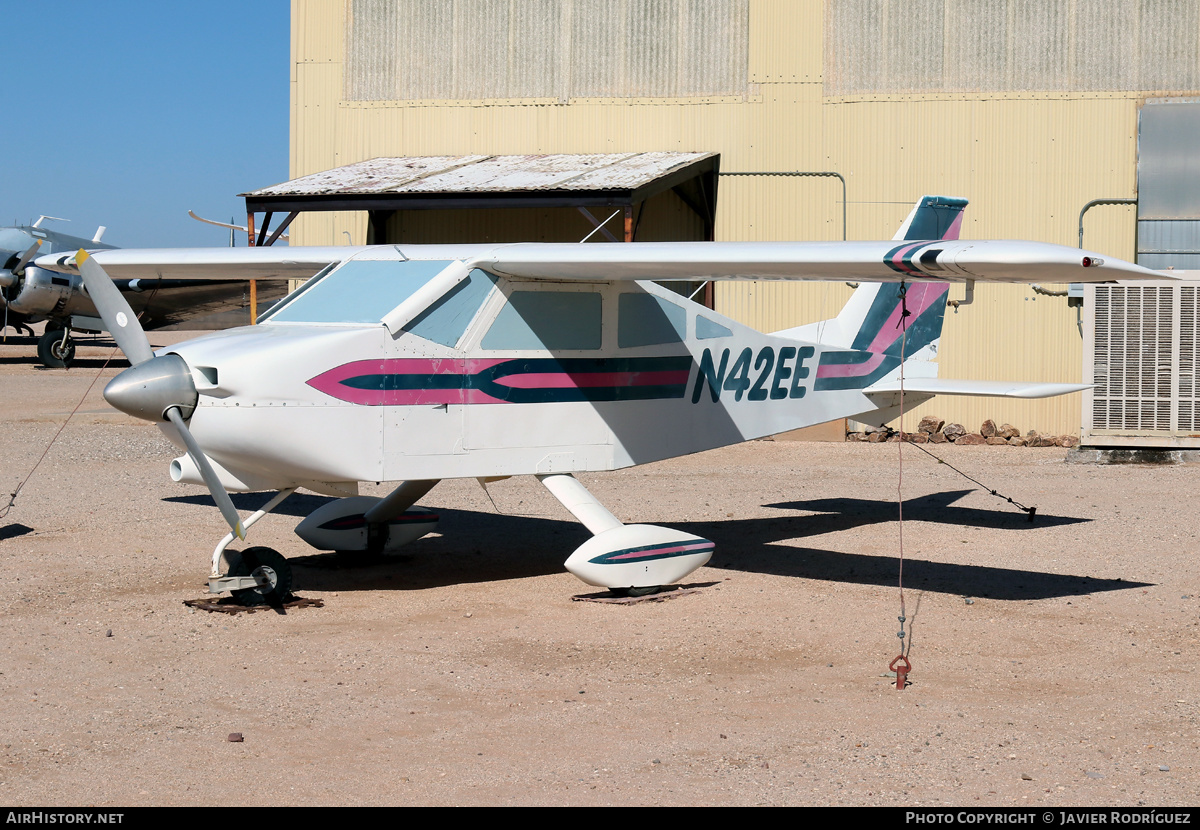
[163,489,1145,600]
[0,523,35,541]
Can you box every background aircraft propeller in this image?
[76,250,245,539]
[11,240,42,276]
[0,241,42,290]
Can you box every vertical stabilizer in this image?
[810,281,949,391]
[892,195,968,241]
[777,196,966,353]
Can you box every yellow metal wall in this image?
[289,0,1182,434]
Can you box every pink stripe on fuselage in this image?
[815,352,887,379]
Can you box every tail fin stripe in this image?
[850,283,949,352]
[861,283,949,355]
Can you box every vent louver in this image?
[1087,282,1200,440]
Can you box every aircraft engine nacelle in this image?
[295,496,439,553]
[564,524,714,589]
[4,266,81,316]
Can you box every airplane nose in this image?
[103,353,198,423]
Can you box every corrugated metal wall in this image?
[289,0,1198,435]
[825,0,1200,95]
[343,0,749,102]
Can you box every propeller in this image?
[0,240,42,290]
[11,239,42,276]
[76,250,245,540]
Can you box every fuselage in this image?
[160,249,893,492]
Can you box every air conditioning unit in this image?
[1082,277,1200,447]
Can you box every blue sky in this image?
[0,1,291,247]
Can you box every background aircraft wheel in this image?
[226,546,293,606]
[36,330,75,368]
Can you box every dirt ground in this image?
[0,331,1197,807]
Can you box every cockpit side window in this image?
[696,315,733,340]
[265,259,454,324]
[618,292,686,347]
[255,262,336,322]
[403,268,497,347]
[481,290,602,350]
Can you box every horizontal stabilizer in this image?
[866,378,1091,399]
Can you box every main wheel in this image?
[226,546,293,606]
[37,330,75,368]
[610,586,662,598]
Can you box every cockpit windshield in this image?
[263,259,455,324]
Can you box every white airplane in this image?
[35,196,1163,606]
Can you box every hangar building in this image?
[284,0,1200,436]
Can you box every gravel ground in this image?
[0,334,1197,807]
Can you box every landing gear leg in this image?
[206,488,296,601]
[537,473,714,592]
[537,473,623,535]
[344,479,438,560]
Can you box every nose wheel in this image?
[223,547,293,606]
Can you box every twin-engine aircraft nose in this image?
[103,353,198,423]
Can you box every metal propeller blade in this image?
[76,249,244,540]
[165,407,245,540]
[75,249,154,366]
[11,240,42,275]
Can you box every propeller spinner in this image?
[76,250,245,540]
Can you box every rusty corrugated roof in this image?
[242,152,717,198]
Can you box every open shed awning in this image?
[241,152,719,214]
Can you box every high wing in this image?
[34,239,1162,284]
[33,246,362,281]
[473,240,1162,283]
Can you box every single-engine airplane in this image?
[35,196,1165,605]
[2,217,296,367]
